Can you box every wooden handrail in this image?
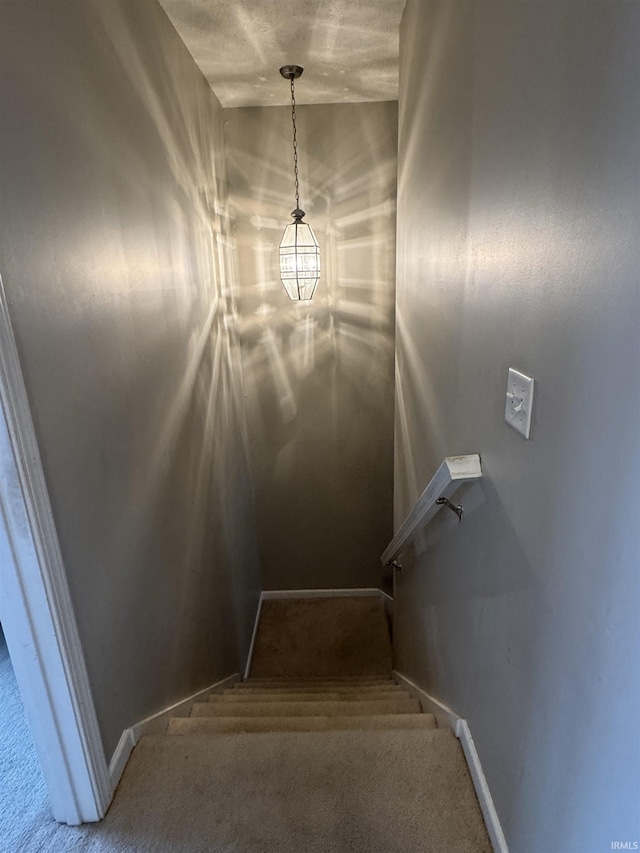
[381,454,483,565]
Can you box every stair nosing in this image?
[191,699,421,718]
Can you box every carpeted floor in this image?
[250,597,393,678]
[74,729,489,852]
[0,626,89,852]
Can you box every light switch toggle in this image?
[506,393,524,413]
[505,368,534,439]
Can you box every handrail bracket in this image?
[436,496,464,523]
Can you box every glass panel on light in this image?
[279,222,320,301]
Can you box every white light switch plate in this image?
[505,368,534,438]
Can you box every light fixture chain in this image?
[290,77,300,211]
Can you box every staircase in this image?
[102,597,491,852]
[167,675,438,735]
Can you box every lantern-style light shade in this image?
[279,213,320,301]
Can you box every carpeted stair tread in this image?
[232,681,398,693]
[167,713,438,735]
[109,730,491,852]
[191,698,421,717]
[230,684,404,696]
[211,690,411,703]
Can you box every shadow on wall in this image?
[90,1,263,706]
[87,196,256,699]
[225,102,398,591]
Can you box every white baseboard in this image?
[243,588,394,679]
[392,671,508,853]
[108,730,136,794]
[392,670,460,730]
[108,672,240,794]
[456,720,509,853]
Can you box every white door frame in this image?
[0,274,110,824]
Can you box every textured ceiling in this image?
[158,0,406,107]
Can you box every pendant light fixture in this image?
[278,65,320,301]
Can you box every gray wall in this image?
[394,2,640,851]
[225,102,397,591]
[0,0,261,757]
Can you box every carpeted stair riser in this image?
[240,676,394,684]
[233,678,397,685]
[211,691,411,703]
[243,675,394,682]
[191,698,421,718]
[242,676,394,680]
[167,713,438,735]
